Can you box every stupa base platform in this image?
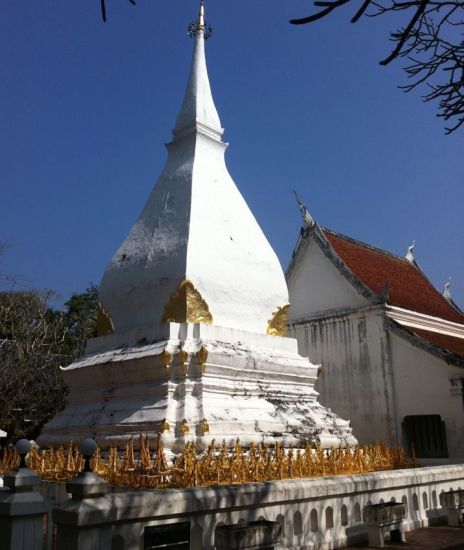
[39,323,357,451]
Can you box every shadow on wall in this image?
[50,472,458,549]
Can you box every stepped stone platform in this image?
[39,323,356,452]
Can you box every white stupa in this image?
[39,2,356,452]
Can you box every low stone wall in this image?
[53,464,464,549]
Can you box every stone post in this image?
[440,490,464,527]
[54,438,111,550]
[0,439,46,550]
[363,502,407,548]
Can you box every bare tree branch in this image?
[100,0,136,23]
[0,287,98,441]
[290,0,464,133]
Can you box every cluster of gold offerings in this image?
[0,436,418,489]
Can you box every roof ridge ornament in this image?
[188,0,213,39]
[293,191,315,229]
[405,240,416,263]
[444,277,452,301]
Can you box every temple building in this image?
[39,2,356,452]
[287,217,464,462]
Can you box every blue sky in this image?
[1,1,463,308]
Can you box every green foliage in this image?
[0,286,99,442]
[63,285,99,358]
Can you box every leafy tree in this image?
[0,286,98,441]
[63,285,99,358]
[290,0,464,134]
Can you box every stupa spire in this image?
[39,0,357,454]
[198,0,205,29]
[97,0,289,337]
[173,0,223,141]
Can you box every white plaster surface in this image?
[98,27,288,337]
[39,323,355,451]
[86,318,300,356]
[389,330,464,460]
[386,305,464,337]
[174,25,222,139]
[287,238,369,323]
[51,464,464,549]
[289,309,397,446]
[40,12,356,453]
[287,232,464,459]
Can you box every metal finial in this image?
[293,190,315,229]
[199,0,205,28]
[188,0,213,39]
[443,277,452,300]
[15,439,30,469]
[406,240,415,263]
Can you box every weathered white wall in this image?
[52,465,464,550]
[287,238,369,323]
[186,131,289,334]
[289,310,397,446]
[99,26,289,338]
[389,330,464,460]
[39,321,356,450]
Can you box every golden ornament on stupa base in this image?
[267,304,291,336]
[1,436,417,490]
[162,280,213,325]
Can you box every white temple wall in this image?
[287,238,369,322]
[388,330,464,461]
[289,309,397,446]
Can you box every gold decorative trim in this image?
[266,304,291,337]
[178,349,189,376]
[180,419,189,434]
[96,301,115,336]
[199,419,210,435]
[162,350,171,369]
[160,419,170,432]
[161,280,213,324]
[198,346,208,374]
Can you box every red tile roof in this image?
[411,328,464,357]
[322,229,464,324]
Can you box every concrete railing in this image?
[49,464,464,549]
[440,489,464,526]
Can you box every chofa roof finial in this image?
[443,277,452,301]
[405,240,415,263]
[293,191,315,229]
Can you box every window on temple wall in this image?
[402,415,449,458]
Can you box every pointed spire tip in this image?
[188,0,212,39]
[199,0,205,28]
